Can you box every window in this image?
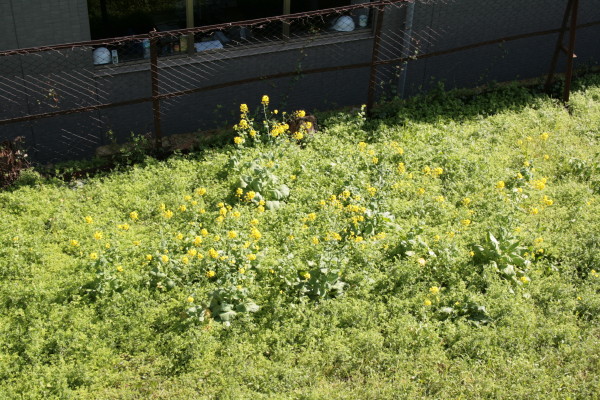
[88,0,371,39]
[88,0,372,63]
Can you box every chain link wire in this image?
[0,0,599,163]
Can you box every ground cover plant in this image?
[1,77,600,399]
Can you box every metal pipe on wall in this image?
[398,0,415,98]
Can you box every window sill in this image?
[92,28,373,77]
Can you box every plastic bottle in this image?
[143,39,150,59]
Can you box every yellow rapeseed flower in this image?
[228,231,238,239]
[240,103,249,113]
[201,229,209,236]
[161,255,169,263]
[208,248,219,259]
[429,286,440,295]
[261,95,269,105]
[163,210,174,219]
[195,187,207,196]
[145,254,153,261]
[496,181,505,189]
[70,239,80,247]
[93,231,103,240]
[85,216,94,224]
[89,252,98,260]
[130,211,139,220]
[424,299,432,306]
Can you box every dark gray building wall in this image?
[0,0,90,51]
[402,0,600,96]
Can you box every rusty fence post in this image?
[367,6,386,115]
[545,0,580,105]
[149,32,163,150]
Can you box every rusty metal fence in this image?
[1,0,599,163]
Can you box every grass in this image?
[1,76,600,399]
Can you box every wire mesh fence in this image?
[1,0,599,163]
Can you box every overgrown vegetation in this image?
[2,76,600,398]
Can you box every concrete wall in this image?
[0,0,90,51]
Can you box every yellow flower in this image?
[69,239,80,247]
[178,205,187,212]
[429,286,440,295]
[296,110,306,118]
[293,131,304,141]
[195,187,207,196]
[238,119,249,129]
[208,248,219,259]
[249,130,257,137]
[118,223,130,231]
[397,163,406,173]
[206,270,216,278]
[116,265,124,272]
[163,210,174,219]
[246,253,257,261]
[245,191,256,202]
[187,296,194,303]
[424,299,432,306]
[417,188,425,195]
[534,237,544,246]
[540,132,550,141]
[530,207,539,215]
[193,236,202,246]
[542,195,554,206]
[161,255,169,263]
[228,230,238,239]
[213,235,221,242]
[423,166,431,175]
[435,195,445,203]
[89,252,98,260]
[257,205,265,213]
[105,242,111,249]
[372,157,379,164]
[133,240,141,246]
[182,256,190,265]
[496,181,505,189]
[175,233,184,240]
[84,216,94,224]
[261,95,269,105]
[93,231,103,240]
[240,103,249,113]
[302,272,311,280]
[250,228,262,240]
[232,211,241,218]
[188,249,198,257]
[238,267,246,274]
[520,276,530,284]
[311,236,320,245]
[145,254,153,261]
[532,179,546,190]
[130,211,139,220]
[462,197,471,206]
[432,167,443,176]
[250,218,259,225]
[159,203,166,211]
[543,154,550,160]
[367,186,377,196]
[418,258,426,266]
[358,142,367,151]
[201,229,209,236]
[461,219,471,226]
